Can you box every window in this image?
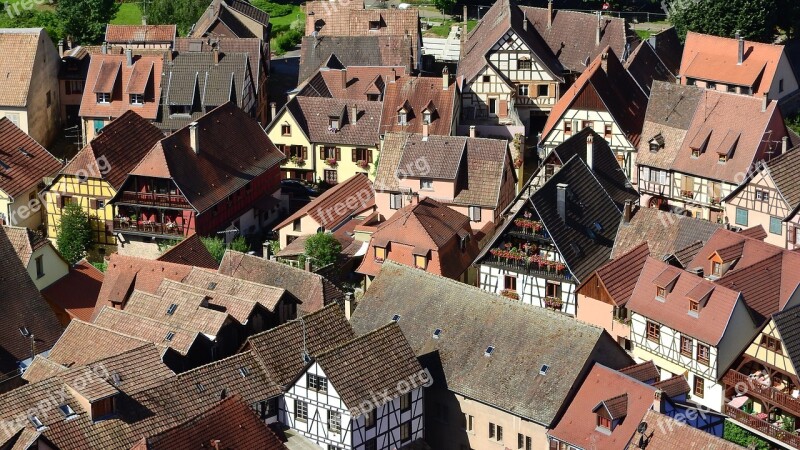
[423,111,432,124]
[369,20,380,30]
[707,82,717,90]
[295,401,308,421]
[597,415,611,430]
[390,193,402,210]
[518,434,532,450]
[365,409,376,428]
[712,261,722,277]
[420,178,433,190]
[365,439,377,450]
[95,199,105,209]
[281,124,291,136]
[604,123,612,138]
[374,246,386,261]
[735,207,748,226]
[400,422,411,441]
[697,343,710,364]
[169,105,191,116]
[646,321,660,342]
[293,218,301,232]
[680,335,693,357]
[756,190,769,202]
[4,113,19,127]
[693,376,705,398]
[322,146,338,160]
[691,148,701,158]
[329,117,340,129]
[727,84,736,93]
[489,98,498,115]
[465,414,474,432]
[414,254,428,270]
[46,91,51,107]
[517,59,532,70]
[780,79,785,93]
[689,300,699,313]
[59,404,76,419]
[760,335,783,354]
[537,84,549,97]
[517,84,529,96]
[354,147,372,163]
[718,154,728,163]
[482,75,491,83]
[488,423,503,441]
[328,410,341,433]
[400,392,411,411]
[468,206,481,222]
[96,92,110,103]
[308,374,328,392]
[545,281,559,298]
[504,275,516,290]
[770,216,782,235]
[35,255,44,279]
[564,121,572,135]
[129,94,143,105]
[67,80,83,94]
[324,169,338,184]
[398,111,407,125]
[656,286,666,299]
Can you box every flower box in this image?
[289,156,305,166]
[357,159,369,169]
[500,289,519,300]
[325,157,338,167]
[544,296,563,310]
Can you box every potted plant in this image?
[500,289,519,300]
[325,157,337,167]
[357,159,369,169]
[513,157,523,169]
[544,296,563,310]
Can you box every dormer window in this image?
[691,148,701,158]
[414,254,428,270]
[281,124,291,136]
[423,111,432,124]
[97,92,110,103]
[597,415,611,430]
[369,20,380,30]
[329,117,340,130]
[689,300,699,313]
[129,94,143,105]
[656,286,666,298]
[718,154,728,163]
[169,105,191,116]
[398,110,407,125]
[374,246,386,262]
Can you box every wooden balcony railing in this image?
[118,191,191,208]
[723,370,800,416]
[112,219,187,237]
[725,404,800,448]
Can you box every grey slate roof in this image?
[772,304,800,373]
[349,262,633,426]
[298,35,413,84]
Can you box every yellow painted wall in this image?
[81,118,110,144]
[744,320,797,376]
[278,214,322,248]
[313,143,377,183]
[44,175,117,245]
[267,110,315,174]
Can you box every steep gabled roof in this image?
[624,39,677,95]
[2,225,52,266]
[298,35,412,84]
[157,234,219,270]
[379,74,457,136]
[190,0,270,40]
[104,25,176,44]
[41,260,104,323]
[79,53,164,120]
[759,145,800,213]
[275,173,374,231]
[284,96,382,147]
[629,410,746,450]
[47,318,152,366]
[579,242,649,307]
[0,29,45,107]
[0,117,61,199]
[297,66,397,101]
[612,206,721,260]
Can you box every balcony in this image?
[483,253,571,281]
[117,191,191,209]
[725,404,800,448]
[112,218,188,238]
[723,370,800,416]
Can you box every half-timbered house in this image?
[626,257,760,412]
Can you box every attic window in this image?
[597,415,611,430]
[369,20,380,30]
[19,326,30,337]
[29,415,45,430]
[18,147,32,158]
[689,300,699,313]
[239,367,250,377]
[111,372,121,386]
[718,154,728,163]
[485,346,495,357]
[398,111,407,125]
[59,404,76,419]
[392,314,401,322]
[0,160,10,171]
[592,221,603,233]
[570,243,583,258]
[649,134,664,153]
[164,331,175,341]
[329,117,340,130]
[96,93,110,104]
[433,328,442,339]
[423,111,432,124]
[539,364,550,375]
[656,286,666,299]
[130,94,143,105]
[166,303,178,315]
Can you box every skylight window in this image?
[433,328,442,339]
[207,282,217,290]
[539,364,550,375]
[111,372,121,386]
[239,367,250,377]
[196,382,205,393]
[485,346,495,357]
[164,331,175,341]
[29,415,45,430]
[59,404,76,419]
[392,314,401,322]
[0,160,10,171]
[166,303,178,315]
[592,221,603,233]
[18,326,30,337]
[18,147,32,158]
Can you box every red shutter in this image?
[302,146,308,160]
[319,147,325,160]
[368,149,373,163]
[499,100,508,118]
[335,148,341,161]
[791,226,797,244]
[352,148,357,162]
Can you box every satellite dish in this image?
[637,421,648,434]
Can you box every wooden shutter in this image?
[319,147,325,160]
[302,147,308,159]
[352,148,358,162]
[368,149,373,163]
[791,227,797,244]
[499,100,508,118]
[335,148,341,161]
[54,194,62,208]
[89,199,97,209]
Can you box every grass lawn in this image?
[636,29,652,40]
[425,19,477,37]
[269,4,304,28]
[111,3,143,25]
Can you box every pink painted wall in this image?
[576,294,630,343]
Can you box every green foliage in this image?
[147,0,208,36]
[432,0,455,14]
[251,0,293,18]
[304,232,342,268]
[275,27,302,54]
[157,238,181,254]
[111,3,143,25]
[0,8,62,41]
[57,0,120,44]
[787,114,800,136]
[667,0,779,43]
[56,203,94,265]
[723,422,771,450]
[268,240,281,256]
[201,235,250,264]
[91,261,108,272]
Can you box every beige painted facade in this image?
[26,242,69,290]
[0,185,46,230]
[278,213,322,248]
[685,52,799,103]
[81,117,110,144]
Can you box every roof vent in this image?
[484,345,495,357]
[166,303,178,315]
[18,147,32,158]
[433,328,442,339]
[238,367,249,377]
[540,364,550,375]
[207,281,217,290]
[164,331,175,341]
[392,314,401,322]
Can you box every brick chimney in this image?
[586,134,594,170]
[736,30,744,65]
[350,104,357,124]
[422,123,429,139]
[548,0,553,29]
[469,125,476,138]
[600,51,609,73]
[623,199,632,223]
[783,135,789,154]
[442,66,449,90]
[653,389,663,413]
[344,293,353,320]
[189,122,200,154]
[390,68,396,83]
[341,68,347,90]
[212,46,220,64]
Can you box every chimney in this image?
[101,42,107,54]
[189,122,200,154]
[523,11,528,32]
[422,123,429,139]
[212,46,220,64]
[67,37,73,50]
[141,15,147,25]
[411,192,420,205]
[350,104,357,124]
[623,199,632,223]
[736,30,744,65]
[600,51,609,73]
[463,5,468,25]
[556,183,568,222]
[341,68,347,90]
[653,389,663,413]
[344,293,353,320]
[762,92,769,112]
[305,258,311,272]
[442,66,449,90]
[782,135,789,153]
[586,134,594,170]
[469,125,476,138]
[390,68,396,83]
[270,102,277,119]
[262,241,271,260]
[125,48,133,67]
[58,39,64,58]
[547,0,553,29]
[166,49,173,63]
[595,12,601,46]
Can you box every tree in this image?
[433,0,455,15]
[57,0,119,44]
[304,233,342,268]
[148,0,209,36]
[667,0,779,43]
[201,235,250,264]
[56,203,94,265]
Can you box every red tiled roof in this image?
[105,25,176,44]
[42,260,104,323]
[275,173,374,231]
[619,360,660,383]
[584,242,649,307]
[628,410,746,450]
[300,66,400,101]
[739,225,768,241]
[653,375,690,398]
[379,74,457,136]
[157,234,219,270]
[47,319,152,367]
[680,31,785,93]
[284,95,383,147]
[548,364,656,450]
[80,53,164,119]
[627,257,742,345]
[0,117,61,199]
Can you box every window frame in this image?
[129,93,144,105]
[735,207,748,226]
[517,59,532,70]
[680,335,693,357]
[307,373,328,392]
[281,124,291,136]
[697,343,710,365]
[468,206,481,222]
[770,216,782,235]
[517,84,529,97]
[35,255,44,279]
[400,392,412,412]
[504,275,517,291]
[693,376,705,398]
[294,400,308,422]
[327,409,342,433]
[419,178,433,190]
[389,193,402,210]
[597,415,612,430]
[646,321,660,342]
[96,92,111,104]
[537,84,549,97]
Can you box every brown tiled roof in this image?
[137,395,288,450]
[0,226,63,374]
[156,278,258,324]
[105,25,176,44]
[669,90,787,184]
[379,74,457,136]
[94,254,194,320]
[627,257,742,345]
[0,29,43,107]
[680,31,785,93]
[220,252,345,314]
[93,307,202,355]
[521,6,630,74]
[739,225,768,241]
[41,260,104,323]
[549,364,655,450]
[284,96,382,147]
[458,0,563,84]
[671,241,705,267]
[628,410,746,450]
[127,103,284,214]
[157,234,219,270]
[624,40,676,96]
[124,288,229,336]
[2,225,48,266]
[79,53,164,119]
[298,35,412,84]
[182,267,286,311]
[0,118,61,199]
[761,146,800,212]
[650,27,683,76]
[47,319,151,367]
[582,242,649,307]
[275,173,374,231]
[299,66,400,101]
[276,230,361,258]
[619,360,660,383]
[373,131,405,191]
[191,0,270,40]
[350,262,635,426]
[21,355,66,383]
[541,47,646,148]
[61,110,165,190]
[653,375,690,398]
[174,37,265,91]
[612,206,722,260]
[314,322,422,408]
[246,304,355,387]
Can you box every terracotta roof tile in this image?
[93,307,202,355]
[124,288,229,336]
[0,29,43,107]
[650,27,683,76]
[653,375,690,398]
[156,278,258,324]
[174,37,265,91]
[41,260,104,323]
[619,360,660,383]
[191,0,269,40]
[379,74,457,135]
[157,234,219,270]
[105,25,176,44]
[584,242,649,307]
[47,319,151,366]
[624,40,676,95]
[182,267,286,311]
[0,118,61,199]
[275,173,374,231]
[299,66,400,101]
[285,96,382,147]
[80,53,164,119]
[765,145,800,210]
[628,410,745,450]
[612,206,721,260]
